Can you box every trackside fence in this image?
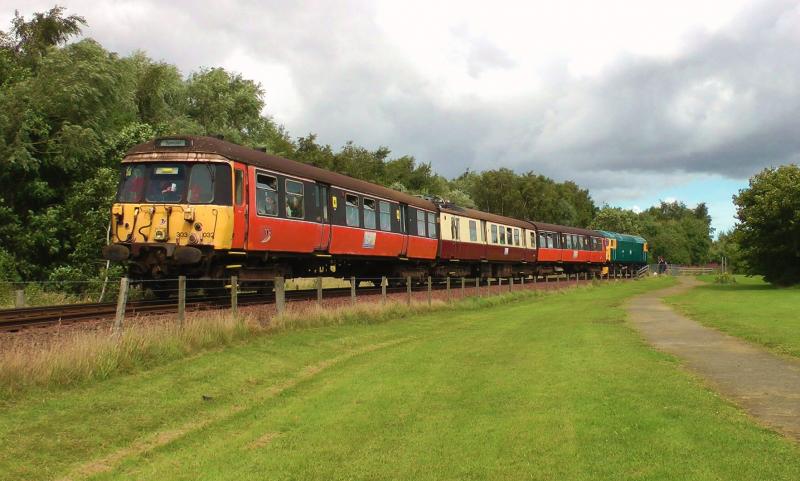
[1,270,644,334]
[650,265,720,276]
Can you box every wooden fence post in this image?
[427,276,432,306]
[381,276,387,304]
[461,277,466,298]
[446,276,451,302]
[316,276,323,306]
[231,275,238,315]
[407,276,412,305]
[14,289,24,308]
[177,275,186,327]
[509,277,514,292]
[113,277,129,336]
[475,277,480,296]
[350,276,356,306]
[275,276,285,314]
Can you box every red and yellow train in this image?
[102,136,645,288]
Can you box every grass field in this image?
[2,277,800,481]
[667,275,800,358]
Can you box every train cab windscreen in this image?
[117,163,232,205]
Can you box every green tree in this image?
[1,5,86,69]
[710,230,746,274]
[590,206,643,234]
[734,165,800,285]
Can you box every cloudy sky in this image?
[3,0,799,233]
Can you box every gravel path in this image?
[627,277,800,440]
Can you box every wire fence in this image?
[1,270,639,334]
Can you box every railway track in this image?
[0,284,414,332]
[0,277,606,333]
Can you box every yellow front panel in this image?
[111,203,233,250]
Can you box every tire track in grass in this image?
[56,337,414,481]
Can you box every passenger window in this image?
[363,198,376,229]
[285,180,304,219]
[547,233,554,248]
[427,212,437,238]
[379,201,391,231]
[416,210,426,236]
[513,229,520,246]
[481,220,486,242]
[469,220,477,242]
[234,169,244,205]
[491,225,498,244]
[451,217,460,240]
[538,232,546,248]
[256,173,279,216]
[499,226,506,245]
[530,232,536,249]
[346,194,360,227]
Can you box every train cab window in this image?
[451,217,460,240]
[491,224,498,244]
[285,180,304,219]
[146,164,186,203]
[513,229,520,246]
[346,194,360,227]
[187,164,215,204]
[256,173,278,216]
[416,210,426,236]
[363,198,376,229]
[119,164,146,202]
[469,220,478,242]
[427,212,437,238]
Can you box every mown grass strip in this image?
[0,281,574,398]
[666,275,800,358]
[3,277,800,481]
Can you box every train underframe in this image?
[116,243,613,295]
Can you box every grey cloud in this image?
[5,0,799,191]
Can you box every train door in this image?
[232,164,248,249]
[315,184,332,251]
[399,203,409,257]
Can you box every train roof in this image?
[529,221,598,236]
[595,230,647,243]
[438,204,532,229]
[126,136,437,211]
